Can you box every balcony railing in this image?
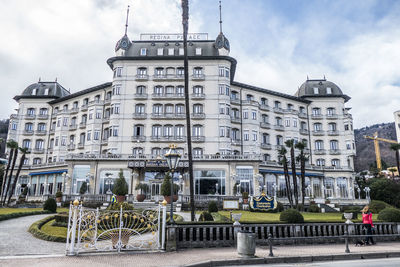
[284,108,298,115]
[78,143,85,149]
[242,100,259,107]
[131,136,146,142]
[231,139,241,146]
[298,112,307,119]
[312,130,325,136]
[10,114,18,119]
[67,144,75,151]
[274,125,285,131]
[79,122,87,129]
[191,74,205,80]
[36,130,47,135]
[37,114,49,119]
[311,114,323,119]
[230,98,240,105]
[135,74,149,81]
[261,143,272,150]
[69,124,77,130]
[231,117,241,124]
[104,98,111,105]
[23,130,34,135]
[81,104,88,111]
[152,93,185,100]
[49,129,55,134]
[326,114,339,119]
[132,113,147,119]
[299,129,309,135]
[33,148,45,154]
[191,93,205,100]
[152,74,166,81]
[25,114,36,120]
[134,93,148,99]
[327,130,339,136]
[150,136,186,142]
[101,139,108,145]
[151,113,186,119]
[260,104,270,111]
[260,122,271,129]
[191,113,205,119]
[329,149,341,155]
[192,136,205,142]
[314,149,326,155]
[273,107,284,114]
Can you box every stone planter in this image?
[164,195,178,204]
[136,194,146,202]
[343,212,353,224]
[232,213,242,225]
[243,198,249,204]
[116,195,126,203]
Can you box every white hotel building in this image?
[7,30,358,204]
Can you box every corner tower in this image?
[214,0,230,56]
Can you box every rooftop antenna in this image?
[307,75,309,80]
[219,0,223,33]
[55,77,57,82]
[38,77,41,82]
[323,75,326,80]
[124,5,130,35]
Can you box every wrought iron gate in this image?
[66,202,167,255]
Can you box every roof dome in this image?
[15,81,70,100]
[215,32,230,52]
[115,34,132,52]
[295,78,350,102]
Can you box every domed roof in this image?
[115,34,132,52]
[215,32,230,52]
[295,78,350,102]
[15,81,70,100]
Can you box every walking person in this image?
[362,205,375,245]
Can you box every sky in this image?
[0,0,400,128]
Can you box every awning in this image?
[259,169,324,177]
[29,169,68,176]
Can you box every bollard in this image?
[268,233,274,257]
[237,230,256,258]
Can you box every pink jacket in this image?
[362,212,374,227]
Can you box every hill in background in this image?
[354,122,397,172]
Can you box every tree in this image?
[278,146,293,207]
[112,169,128,196]
[161,172,179,196]
[2,140,18,205]
[79,182,88,195]
[295,141,308,208]
[368,178,400,208]
[1,140,15,202]
[7,147,28,205]
[285,139,298,206]
[390,143,400,178]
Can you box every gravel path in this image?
[0,214,65,256]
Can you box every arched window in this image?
[154,85,163,95]
[164,125,174,137]
[37,123,46,131]
[22,139,31,149]
[330,140,339,150]
[135,104,145,114]
[25,123,33,131]
[152,147,161,156]
[316,158,325,166]
[332,159,340,167]
[246,94,254,101]
[263,154,271,161]
[176,104,185,114]
[152,104,163,115]
[193,67,203,77]
[137,67,147,75]
[192,125,203,137]
[152,125,162,138]
[33,158,42,165]
[35,139,44,150]
[328,122,337,131]
[136,86,146,94]
[175,125,185,137]
[132,147,143,155]
[193,147,203,156]
[193,85,203,95]
[176,86,184,96]
[231,91,238,100]
[39,108,48,115]
[193,104,203,114]
[27,108,35,115]
[133,124,144,137]
[275,117,282,126]
[165,85,174,95]
[164,104,174,114]
[274,101,281,108]
[262,133,270,144]
[276,135,283,145]
[312,107,321,115]
[154,67,164,77]
[262,114,269,123]
[313,123,322,131]
[315,140,324,150]
[261,98,268,105]
[327,107,336,115]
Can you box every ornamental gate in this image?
[66,202,167,255]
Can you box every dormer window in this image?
[326,87,332,94]
[195,47,202,55]
[313,87,319,94]
[168,48,174,56]
[179,48,184,55]
[32,88,37,95]
[44,88,49,95]
[157,48,163,56]
[140,48,147,56]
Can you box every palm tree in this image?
[295,141,308,208]
[285,139,298,207]
[7,147,29,205]
[278,146,293,207]
[390,143,400,178]
[1,140,18,205]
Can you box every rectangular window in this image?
[195,47,202,55]
[313,87,319,94]
[55,137,59,147]
[219,127,225,137]
[226,127,231,138]
[219,84,224,95]
[96,109,102,119]
[293,119,298,128]
[63,117,68,126]
[252,131,258,141]
[244,131,249,141]
[140,48,147,56]
[87,131,91,141]
[285,119,290,127]
[252,110,257,120]
[89,110,93,120]
[114,67,122,78]
[219,104,225,114]
[94,130,100,140]
[12,123,17,130]
[326,87,332,94]
[157,48,163,55]
[168,48,174,55]
[179,48,184,55]
[112,126,119,137]
[243,110,248,119]
[57,118,61,127]
[112,84,121,95]
[219,67,224,77]
[344,124,349,131]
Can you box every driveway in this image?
[0,214,65,256]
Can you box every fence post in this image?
[268,233,274,257]
[66,199,79,255]
[118,206,123,253]
[344,226,350,253]
[157,204,161,249]
[161,200,167,250]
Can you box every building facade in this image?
[6,30,358,204]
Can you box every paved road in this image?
[0,214,65,256]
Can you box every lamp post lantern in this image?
[105,178,114,194]
[165,144,181,224]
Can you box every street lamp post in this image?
[165,144,181,224]
[216,183,219,195]
[105,179,114,194]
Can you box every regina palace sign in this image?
[140,33,208,41]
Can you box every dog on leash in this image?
[355,240,365,246]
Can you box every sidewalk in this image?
[1,242,400,267]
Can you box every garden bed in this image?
[0,208,52,221]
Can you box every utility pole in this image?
[181,0,195,221]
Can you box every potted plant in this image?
[55,191,63,202]
[242,191,249,204]
[325,198,331,204]
[161,173,179,204]
[112,169,128,203]
[135,183,149,202]
[79,182,88,195]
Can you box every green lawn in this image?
[0,208,42,215]
[41,219,67,238]
[218,210,379,223]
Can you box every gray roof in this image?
[295,79,350,102]
[14,82,70,101]
[49,82,112,104]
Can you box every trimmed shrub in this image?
[378,208,400,222]
[43,198,57,213]
[308,204,320,213]
[280,208,304,223]
[0,210,50,222]
[107,202,134,210]
[55,191,63,198]
[161,173,179,196]
[199,211,214,222]
[55,213,69,224]
[369,200,391,213]
[113,169,128,196]
[276,202,284,212]
[79,182,87,195]
[208,201,218,213]
[28,215,66,243]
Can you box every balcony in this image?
[260,122,271,129]
[311,114,323,119]
[131,136,146,142]
[33,148,45,154]
[101,139,108,145]
[260,104,270,111]
[273,107,284,114]
[103,116,110,123]
[152,93,185,100]
[231,117,241,124]
[151,113,186,119]
[37,114,49,120]
[135,74,149,81]
[77,143,85,149]
[191,74,205,80]
[191,93,206,100]
[274,125,285,131]
[326,114,339,120]
[70,108,79,114]
[298,112,307,119]
[191,113,205,119]
[153,74,167,81]
[230,98,240,105]
[314,149,326,155]
[81,104,88,111]
[49,129,55,135]
[327,130,339,136]
[275,145,284,150]
[79,122,87,129]
[104,98,111,105]
[134,93,148,100]
[51,113,58,119]
[312,130,325,136]
[10,114,18,119]
[329,149,341,155]
[132,113,147,119]
[150,136,186,142]
[231,139,241,146]
[67,144,75,151]
[36,130,47,136]
[23,130,34,136]
[69,124,78,131]
[25,114,36,120]
[299,129,309,135]
[261,143,272,150]
[242,100,259,107]
[284,109,298,115]
[192,136,205,142]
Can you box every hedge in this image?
[28,215,66,243]
[0,210,51,222]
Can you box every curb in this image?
[184,251,400,267]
